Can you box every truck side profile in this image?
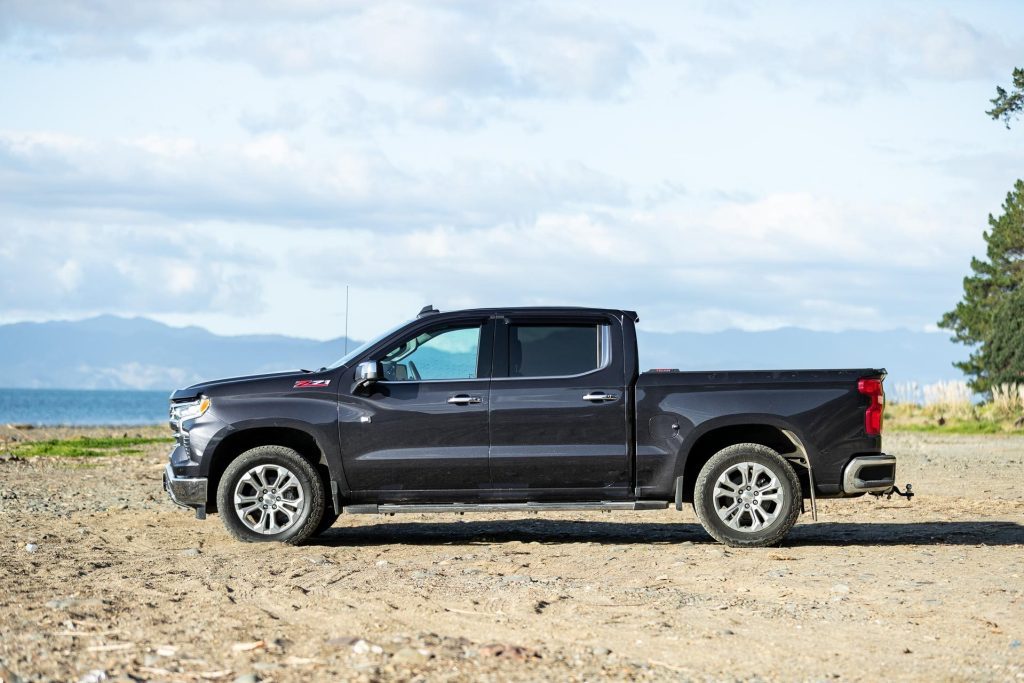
[163,306,903,547]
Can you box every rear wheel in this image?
[217,445,325,544]
[693,443,801,548]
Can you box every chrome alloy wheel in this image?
[712,461,784,532]
[233,464,305,534]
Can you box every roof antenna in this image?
[344,285,350,355]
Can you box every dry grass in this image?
[989,383,1024,420]
[886,380,1024,433]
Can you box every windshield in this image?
[324,319,411,370]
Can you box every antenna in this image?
[344,285,349,354]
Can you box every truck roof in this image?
[417,305,640,322]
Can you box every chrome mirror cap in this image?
[355,360,378,385]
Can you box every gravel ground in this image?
[0,428,1022,682]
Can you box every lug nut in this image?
[744,504,750,508]
[262,505,267,509]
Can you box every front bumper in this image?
[842,453,897,493]
[163,463,209,516]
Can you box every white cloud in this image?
[0,130,629,228]
[669,11,1017,99]
[2,1,647,100]
[0,223,265,317]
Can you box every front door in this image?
[487,314,631,500]
[339,319,493,501]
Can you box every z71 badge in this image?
[293,379,331,388]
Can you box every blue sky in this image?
[1,1,1022,341]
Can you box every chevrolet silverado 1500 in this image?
[164,306,905,547]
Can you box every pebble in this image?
[1011,640,1021,649]
[500,574,531,585]
[352,640,371,655]
[25,543,38,553]
[831,584,850,594]
[375,560,389,567]
[233,674,259,683]
[180,548,201,557]
[391,647,427,664]
[327,636,360,647]
[0,663,23,683]
[591,646,612,656]
[77,671,107,683]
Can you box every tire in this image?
[217,445,326,544]
[693,443,802,548]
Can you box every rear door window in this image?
[508,324,608,378]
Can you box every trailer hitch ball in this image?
[873,483,914,501]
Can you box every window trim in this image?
[494,322,613,382]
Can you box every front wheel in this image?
[217,445,326,544]
[693,443,802,548]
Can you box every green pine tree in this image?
[939,180,1024,393]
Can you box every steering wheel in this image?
[408,360,422,381]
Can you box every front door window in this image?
[381,325,482,381]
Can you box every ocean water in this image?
[0,388,170,426]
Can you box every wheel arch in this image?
[677,420,801,503]
[204,424,329,513]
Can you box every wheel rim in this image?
[712,461,785,532]
[233,464,305,535]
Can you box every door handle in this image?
[583,392,619,402]
[447,394,482,405]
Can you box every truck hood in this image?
[169,370,309,401]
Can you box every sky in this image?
[1,0,1022,342]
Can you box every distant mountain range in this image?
[0,315,968,392]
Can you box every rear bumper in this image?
[842,454,897,493]
[163,463,208,510]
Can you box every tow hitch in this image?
[871,483,914,501]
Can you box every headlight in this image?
[171,396,211,421]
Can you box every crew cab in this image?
[163,306,903,547]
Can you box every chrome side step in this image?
[343,501,669,515]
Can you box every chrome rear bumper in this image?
[842,454,897,493]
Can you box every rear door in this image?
[487,313,631,500]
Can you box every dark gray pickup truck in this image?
[164,306,906,547]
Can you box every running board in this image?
[344,501,669,515]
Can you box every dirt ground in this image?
[1,428,1022,682]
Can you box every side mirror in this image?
[354,360,379,389]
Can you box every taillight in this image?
[858,378,884,436]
